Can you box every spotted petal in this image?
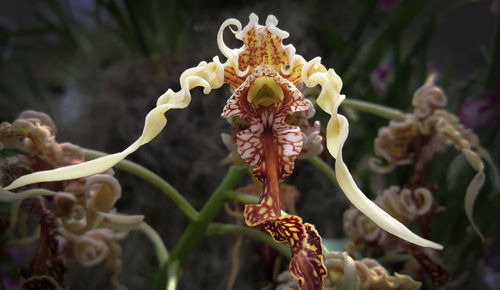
[264,217,327,290]
[219,14,305,89]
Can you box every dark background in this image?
[1,0,499,289]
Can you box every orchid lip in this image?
[247,76,284,108]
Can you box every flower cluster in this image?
[372,76,489,240]
[0,111,142,289]
[343,186,436,254]
[276,251,421,290]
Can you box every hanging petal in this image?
[333,114,443,250]
[301,56,443,250]
[3,58,225,191]
[463,149,486,242]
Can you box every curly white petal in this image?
[302,58,443,249]
[476,146,500,190]
[3,59,225,191]
[334,115,442,250]
[301,57,345,158]
[217,18,242,60]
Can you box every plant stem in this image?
[225,191,258,204]
[341,98,407,121]
[153,166,246,289]
[139,222,169,266]
[83,148,199,222]
[166,260,179,290]
[308,156,338,187]
[206,223,291,258]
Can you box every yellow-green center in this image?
[247,76,284,107]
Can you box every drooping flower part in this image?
[372,76,497,241]
[2,13,442,287]
[343,186,435,254]
[220,30,327,288]
[61,228,128,290]
[218,14,442,288]
[276,251,422,290]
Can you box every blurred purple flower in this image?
[380,0,403,11]
[6,246,30,266]
[492,0,499,13]
[371,67,390,93]
[2,277,19,290]
[459,82,500,128]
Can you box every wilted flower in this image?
[343,186,435,254]
[276,251,421,290]
[0,111,142,289]
[61,228,127,290]
[372,76,490,241]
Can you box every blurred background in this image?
[1,0,499,289]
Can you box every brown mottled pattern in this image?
[220,17,327,287]
[238,27,290,72]
[375,120,418,163]
[281,62,304,85]
[405,244,450,288]
[223,63,248,88]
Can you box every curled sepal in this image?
[323,251,422,290]
[84,174,122,213]
[98,212,144,231]
[462,149,486,242]
[73,235,111,266]
[333,115,442,250]
[301,58,345,158]
[303,56,442,249]
[3,58,224,191]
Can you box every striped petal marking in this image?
[221,27,327,288]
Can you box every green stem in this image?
[341,98,407,121]
[153,166,246,289]
[225,191,258,204]
[308,156,338,187]
[166,260,179,290]
[83,148,199,222]
[139,222,169,266]
[206,223,291,258]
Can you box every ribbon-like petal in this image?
[301,58,443,250]
[3,58,224,191]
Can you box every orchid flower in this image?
[2,12,443,288]
[373,76,496,241]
